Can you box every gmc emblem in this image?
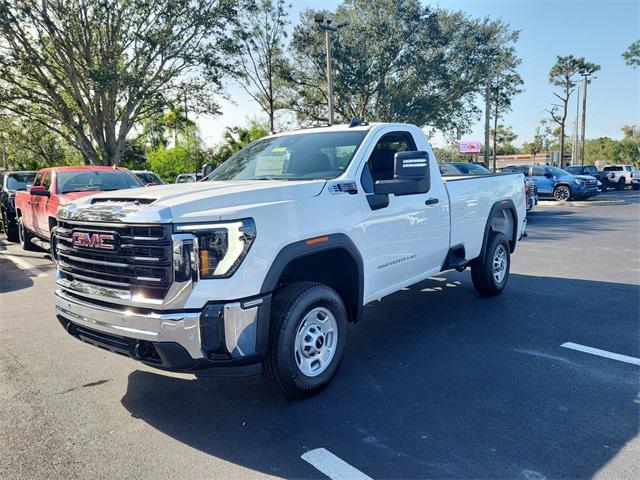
[72,231,116,250]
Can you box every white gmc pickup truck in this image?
[54,122,526,398]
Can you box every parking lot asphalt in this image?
[1,191,638,480]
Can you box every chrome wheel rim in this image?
[294,307,338,377]
[555,187,570,202]
[18,221,24,244]
[493,244,508,284]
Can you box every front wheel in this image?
[553,185,571,202]
[633,183,640,191]
[264,282,347,399]
[2,211,18,242]
[471,232,511,297]
[18,218,37,251]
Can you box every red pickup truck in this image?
[14,166,142,252]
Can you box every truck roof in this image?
[37,166,131,172]
[268,122,417,138]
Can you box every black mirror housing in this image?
[374,151,430,196]
[201,163,214,178]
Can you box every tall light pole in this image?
[314,13,348,125]
[579,74,593,165]
[572,85,580,165]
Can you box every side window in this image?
[42,172,52,191]
[33,172,44,187]
[360,132,417,193]
[516,166,530,176]
[587,166,596,174]
[532,166,546,176]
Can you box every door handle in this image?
[425,198,439,205]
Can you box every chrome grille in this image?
[55,220,173,301]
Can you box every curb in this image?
[537,200,628,207]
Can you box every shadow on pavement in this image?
[0,256,34,294]
[121,273,639,479]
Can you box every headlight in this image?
[574,179,585,186]
[175,219,256,279]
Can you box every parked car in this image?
[602,165,635,190]
[175,173,202,183]
[54,122,526,398]
[501,164,599,202]
[439,162,492,176]
[0,171,37,242]
[630,167,640,191]
[565,165,610,192]
[14,166,142,252]
[132,170,165,186]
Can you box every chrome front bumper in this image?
[55,287,265,370]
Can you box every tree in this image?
[282,1,513,135]
[623,40,640,68]
[0,0,240,166]
[489,125,519,155]
[621,125,640,139]
[0,114,82,169]
[546,55,584,166]
[488,50,523,169]
[234,0,289,133]
[210,121,270,165]
[477,22,520,165]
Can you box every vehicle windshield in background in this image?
[565,166,582,175]
[7,172,37,190]
[136,172,163,185]
[208,131,367,181]
[546,166,570,176]
[57,170,141,194]
[440,163,491,175]
[603,166,623,171]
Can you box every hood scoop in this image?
[91,197,156,205]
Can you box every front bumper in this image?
[55,288,271,374]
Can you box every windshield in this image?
[454,163,491,175]
[57,170,141,194]
[208,131,367,181]
[565,166,582,175]
[546,166,569,176]
[136,172,164,185]
[6,172,37,191]
[603,166,622,171]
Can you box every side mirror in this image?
[202,163,214,178]
[30,185,49,197]
[374,151,430,196]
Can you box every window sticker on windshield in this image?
[255,156,286,176]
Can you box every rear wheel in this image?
[18,218,37,251]
[471,232,510,297]
[553,185,571,202]
[264,282,347,399]
[633,183,640,191]
[616,178,626,190]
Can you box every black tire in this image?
[471,232,510,297]
[18,217,37,251]
[264,282,347,399]
[553,185,571,202]
[633,183,640,191]
[2,211,18,242]
[616,178,625,191]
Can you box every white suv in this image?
[602,165,635,190]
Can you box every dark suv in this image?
[0,171,37,241]
[565,165,609,191]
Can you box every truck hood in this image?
[60,180,326,224]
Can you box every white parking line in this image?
[301,448,373,480]
[561,342,640,366]
[0,252,49,277]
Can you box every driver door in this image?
[530,166,554,194]
[357,130,449,300]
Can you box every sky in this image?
[197,0,640,148]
